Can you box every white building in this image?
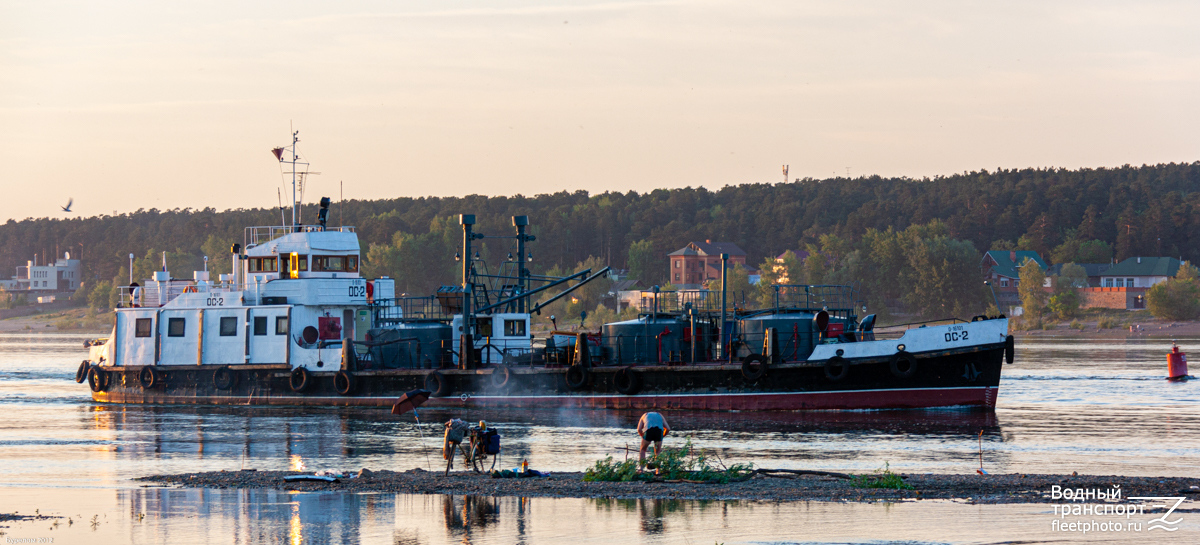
[3,253,82,292]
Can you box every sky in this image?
[2,0,1198,222]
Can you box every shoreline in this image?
[136,470,1200,504]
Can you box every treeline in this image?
[3,162,1199,318]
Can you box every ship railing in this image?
[243,225,357,247]
[476,337,535,366]
[771,284,862,313]
[372,296,452,324]
[116,279,265,307]
[117,281,203,308]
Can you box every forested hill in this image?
[3,162,1199,307]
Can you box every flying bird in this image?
[61,198,73,212]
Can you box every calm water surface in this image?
[0,333,1196,543]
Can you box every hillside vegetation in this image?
[4,162,1199,320]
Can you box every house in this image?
[981,250,1048,311]
[1099,257,1182,289]
[2,253,82,293]
[668,240,747,289]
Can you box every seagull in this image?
[61,198,73,212]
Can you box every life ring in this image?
[87,367,109,392]
[213,366,237,390]
[425,371,450,397]
[75,361,90,383]
[741,354,768,381]
[139,366,160,389]
[614,367,641,395]
[889,351,918,378]
[565,365,590,390]
[289,367,309,392]
[1004,335,1015,364]
[491,365,511,389]
[334,370,355,396]
[824,356,849,381]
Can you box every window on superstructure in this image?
[275,316,288,336]
[253,316,267,336]
[312,255,359,273]
[476,317,494,337]
[248,257,278,273]
[167,318,186,337]
[219,316,237,336]
[504,319,526,337]
[135,318,153,338]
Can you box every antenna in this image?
[272,130,317,229]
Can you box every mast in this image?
[272,131,310,230]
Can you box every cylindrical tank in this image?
[739,312,819,362]
[1168,344,1188,379]
[368,323,452,369]
[602,315,687,365]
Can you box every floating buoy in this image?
[1167,343,1189,381]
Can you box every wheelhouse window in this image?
[275,316,288,335]
[504,319,526,337]
[253,316,267,336]
[135,318,153,338]
[476,317,494,337]
[248,257,278,273]
[312,255,358,272]
[219,316,238,336]
[167,318,186,337]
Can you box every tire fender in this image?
[87,367,109,393]
[334,370,355,396]
[139,366,160,389]
[614,367,641,395]
[741,354,768,381]
[889,351,918,378]
[289,367,309,392]
[214,366,237,390]
[824,356,849,381]
[425,371,451,397]
[491,365,511,389]
[565,365,590,390]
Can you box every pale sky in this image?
[3,1,1198,222]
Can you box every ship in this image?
[75,136,1014,411]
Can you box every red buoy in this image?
[1167,343,1188,380]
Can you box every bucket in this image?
[1167,344,1188,379]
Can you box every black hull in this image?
[90,342,1005,411]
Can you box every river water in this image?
[0,333,1196,543]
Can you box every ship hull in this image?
[89,342,1005,411]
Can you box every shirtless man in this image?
[637,412,670,469]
